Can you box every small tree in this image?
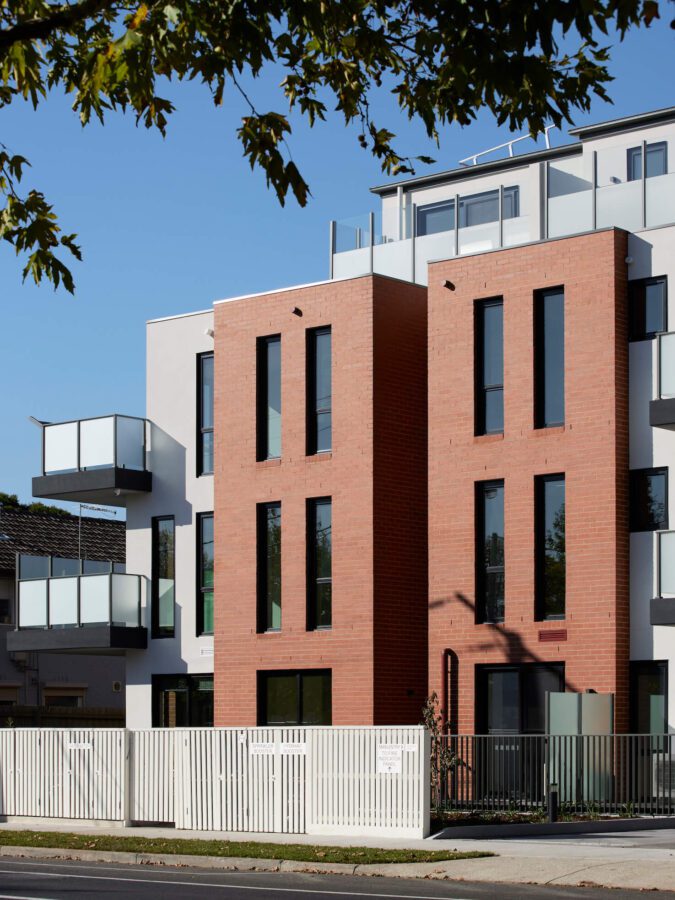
[422,691,456,809]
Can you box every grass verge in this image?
[0,829,493,865]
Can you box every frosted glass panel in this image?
[112,575,139,626]
[660,334,675,399]
[660,532,675,596]
[80,417,114,469]
[116,417,145,470]
[19,580,47,627]
[44,422,78,474]
[647,172,675,228]
[596,180,642,231]
[80,575,109,624]
[548,192,593,238]
[49,577,78,626]
[458,220,499,254]
[503,215,531,247]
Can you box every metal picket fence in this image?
[435,734,675,815]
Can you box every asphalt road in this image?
[1,858,674,900]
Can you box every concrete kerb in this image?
[5,843,675,891]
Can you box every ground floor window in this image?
[152,674,214,727]
[258,670,331,726]
[630,661,667,734]
[42,686,86,708]
[476,663,564,734]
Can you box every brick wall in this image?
[427,229,630,733]
[213,275,427,726]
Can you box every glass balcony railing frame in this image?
[656,332,675,401]
[40,414,148,477]
[656,530,675,598]
[16,572,143,631]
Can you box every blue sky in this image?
[1,16,673,512]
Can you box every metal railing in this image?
[17,573,143,630]
[434,734,675,816]
[41,414,148,476]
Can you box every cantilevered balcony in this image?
[651,531,675,626]
[7,573,147,653]
[32,415,151,506]
[650,333,675,429]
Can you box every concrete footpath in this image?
[1,821,675,892]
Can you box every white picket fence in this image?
[0,726,430,837]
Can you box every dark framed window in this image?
[258,670,332,725]
[535,475,566,621]
[197,512,214,636]
[459,186,519,228]
[627,141,668,182]
[307,498,332,629]
[475,298,504,435]
[476,663,564,734]
[476,480,505,623]
[630,468,668,532]
[256,335,281,461]
[630,661,667,734]
[152,674,214,727]
[534,287,565,428]
[629,277,667,341]
[152,516,175,638]
[417,199,455,236]
[197,353,214,475]
[307,327,332,454]
[257,502,281,632]
[0,597,11,625]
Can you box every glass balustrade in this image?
[658,333,675,399]
[659,532,675,597]
[18,573,142,629]
[42,415,148,475]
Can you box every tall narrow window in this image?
[307,498,332,629]
[307,327,332,454]
[534,288,565,428]
[257,335,281,460]
[197,512,214,635]
[257,502,281,631]
[630,661,667,734]
[197,353,214,475]
[629,277,667,341]
[152,516,175,638]
[535,475,566,620]
[475,298,504,434]
[476,481,505,623]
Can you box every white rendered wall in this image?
[125,310,214,729]
[628,226,675,733]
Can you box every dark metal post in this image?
[548,782,559,823]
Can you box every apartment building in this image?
[14,105,675,734]
[1,506,126,717]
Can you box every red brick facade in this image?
[213,275,428,726]
[427,229,630,733]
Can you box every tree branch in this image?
[0,0,118,53]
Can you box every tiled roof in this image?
[0,508,125,573]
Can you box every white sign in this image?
[280,742,307,755]
[249,742,275,756]
[376,745,402,774]
[386,743,418,753]
[67,742,92,751]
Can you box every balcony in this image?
[32,415,152,506]
[330,183,533,287]
[650,333,675,429]
[650,531,675,626]
[331,131,675,286]
[7,573,147,653]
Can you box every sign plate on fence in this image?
[280,742,307,755]
[377,745,402,774]
[249,742,275,755]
